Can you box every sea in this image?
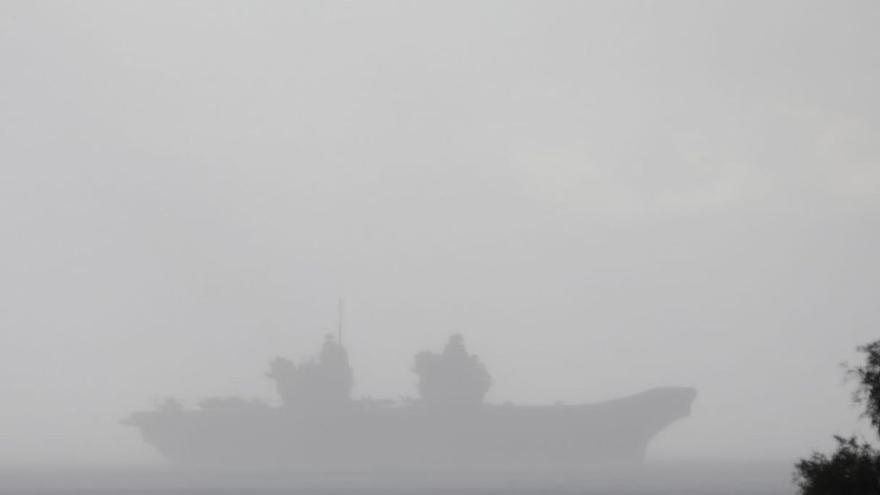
[0,462,796,494]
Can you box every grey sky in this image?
[1,1,879,465]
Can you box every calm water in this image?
[0,463,795,494]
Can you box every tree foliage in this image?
[795,436,880,495]
[794,340,880,494]
[850,341,880,434]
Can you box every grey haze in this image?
[0,0,878,469]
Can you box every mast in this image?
[337,298,344,345]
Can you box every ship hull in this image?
[128,387,696,469]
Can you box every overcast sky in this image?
[1,0,879,466]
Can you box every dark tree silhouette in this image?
[796,436,880,495]
[412,334,492,412]
[794,340,880,494]
[266,334,353,414]
[850,341,880,433]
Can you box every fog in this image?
[1,0,878,469]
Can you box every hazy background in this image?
[1,0,878,468]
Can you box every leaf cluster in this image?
[795,341,880,494]
[795,436,880,495]
[849,341,880,434]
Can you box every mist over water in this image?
[0,463,794,495]
[2,1,879,493]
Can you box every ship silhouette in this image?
[126,327,697,469]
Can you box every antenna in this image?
[337,298,344,345]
